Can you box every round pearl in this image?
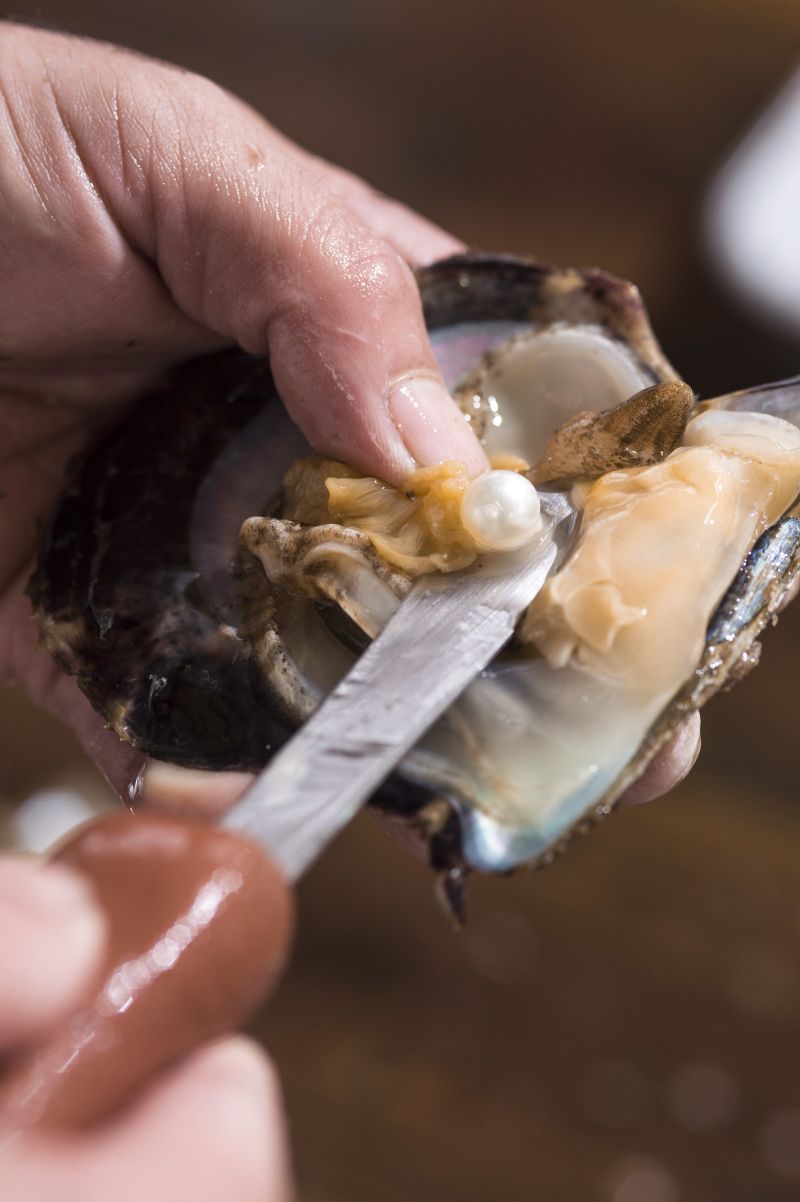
[460,470,542,552]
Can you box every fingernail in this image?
[194,1036,277,1099]
[142,762,254,820]
[0,859,96,923]
[0,859,105,956]
[388,374,488,475]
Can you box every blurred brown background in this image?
[4,1,800,1199]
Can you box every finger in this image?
[17,31,487,485]
[141,763,254,821]
[297,155,465,266]
[619,713,702,806]
[0,32,222,378]
[0,859,105,1048]
[0,1038,292,1202]
[1,812,293,1130]
[340,190,464,268]
[150,123,487,483]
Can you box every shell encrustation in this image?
[29,255,800,879]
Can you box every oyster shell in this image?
[29,255,800,879]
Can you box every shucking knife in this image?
[1,491,569,1131]
[223,488,570,880]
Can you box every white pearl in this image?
[460,470,542,552]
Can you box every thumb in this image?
[151,121,490,483]
[35,33,488,484]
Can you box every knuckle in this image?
[351,241,413,306]
[300,196,415,309]
[170,68,231,130]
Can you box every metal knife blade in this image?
[222,493,571,880]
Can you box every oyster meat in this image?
[29,255,800,880]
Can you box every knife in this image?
[1,491,569,1130]
[223,488,570,880]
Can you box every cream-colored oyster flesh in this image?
[406,410,800,868]
[241,320,800,872]
[524,413,800,675]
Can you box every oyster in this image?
[29,255,800,881]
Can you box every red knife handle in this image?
[0,810,293,1129]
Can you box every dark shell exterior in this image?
[30,353,294,769]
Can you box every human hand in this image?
[0,855,292,1201]
[0,20,486,794]
[0,24,697,823]
[0,21,698,1188]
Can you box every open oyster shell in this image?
[29,255,800,880]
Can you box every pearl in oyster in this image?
[460,469,542,552]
